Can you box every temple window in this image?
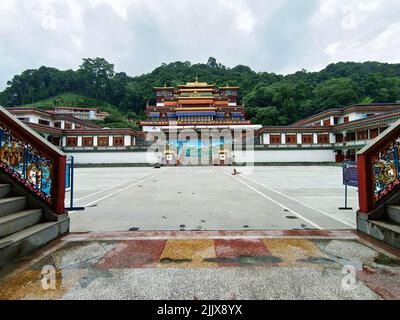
[38,119,50,126]
[357,131,368,140]
[82,137,94,147]
[345,132,356,141]
[318,134,330,144]
[270,135,281,144]
[113,137,124,146]
[302,134,313,144]
[66,137,78,147]
[335,134,344,143]
[286,135,297,144]
[98,137,109,146]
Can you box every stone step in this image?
[366,219,400,250]
[0,218,70,268]
[0,209,43,238]
[386,205,400,224]
[0,197,27,217]
[0,184,11,199]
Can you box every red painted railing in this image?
[358,119,400,214]
[0,107,66,214]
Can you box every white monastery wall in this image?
[68,149,336,165]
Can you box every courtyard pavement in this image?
[0,230,399,300]
[68,166,357,232]
[3,166,398,300]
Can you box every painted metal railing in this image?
[0,107,66,214]
[358,119,400,214]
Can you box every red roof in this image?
[214,101,228,106]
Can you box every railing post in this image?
[51,155,66,215]
[357,153,374,214]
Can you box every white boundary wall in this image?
[232,149,335,164]
[69,152,157,164]
[68,149,336,165]
[254,149,335,163]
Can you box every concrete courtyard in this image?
[68,166,357,232]
[2,166,400,300]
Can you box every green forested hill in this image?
[1,57,400,126]
[18,93,140,130]
[19,93,118,111]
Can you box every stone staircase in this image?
[358,199,400,250]
[386,205,400,224]
[0,182,69,268]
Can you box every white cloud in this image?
[0,0,399,89]
[306,0,400,72]
[220,0,256,32]
[325,23,400,62]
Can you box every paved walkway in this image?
[1,230,399,300]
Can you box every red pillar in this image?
[358,154,374,214]
[51,155,66,215]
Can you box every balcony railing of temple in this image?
[358,119,400,214]
[0,107,66,215]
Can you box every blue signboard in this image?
[65,163,71,190]
[343,161,358,187]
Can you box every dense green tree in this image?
[78,57,115,100]
[247,107,280,126]
[1,59,400,126]
[207,57,218,68]
[313,78,360,111]
[364,74,400,103]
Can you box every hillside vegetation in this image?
[20,92,117,111]
[19,92,140,130]
[1,57,400,126]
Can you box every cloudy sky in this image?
[0,0,399,89]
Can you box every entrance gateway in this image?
[140,79,262,166]
[163,139,231,166]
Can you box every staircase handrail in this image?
[358,119,400,214]
[0,106,66,214]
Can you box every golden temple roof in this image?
[178,82,215,88]
[178,88,215,92]
[178,77,215,88]
[220,86,240,90]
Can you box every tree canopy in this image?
[1,57,400,127]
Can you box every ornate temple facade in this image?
[140,80,261,133]
[139,80,261,165]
